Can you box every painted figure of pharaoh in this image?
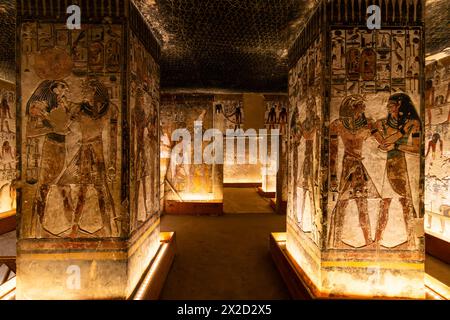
[25,80,75,237]
[131,88,157,228]
[373,93,421,249]
[147,99,159,217]
[58,78,120,238]
[278,104,288,135]
[289,104,300,221]
[292,97,320,240]
[327,95,381,249]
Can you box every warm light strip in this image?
[128,219,161,257]
[0,277,16,300]
[287,224,322,265]
[321,260,423,271]
[272,232,287,242]
[18,251,128,261]
[1,289,15,300]
[0,210,15,219]
[425,274,450,300]
[426,287,444,300]
[287,225,423,271]
[132,242,169,300]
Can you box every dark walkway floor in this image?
[160,190,289,299]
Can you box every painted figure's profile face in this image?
[82,83,96,105]
[52,82,69,100]
[353,101,365,117]
[387,99,400,117]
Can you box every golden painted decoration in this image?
[34,47,73,80]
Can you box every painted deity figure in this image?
[25,80,74,237]
[289,105,301,221]
[425,79,435,126]
[0,93,12,119]
[278,104,288,135]
[59,78,119,238]
[426,133,443,162]
[131,88,151,228]
[327,95,381,249]
[267,104,277,130]
[291,97,320,239]
[146,99,159,216]
[1,141,15,170]
[373,93,421,249]
[234,102,242,130]
[0,92,12,133]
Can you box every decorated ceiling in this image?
[0,0,449,89]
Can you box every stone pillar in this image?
[0,78,16,215]
[263,95,289,212]
[424,48,450,243]
[287,0,425,298]
[16,0,161,299]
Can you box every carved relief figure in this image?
[374,93,421,248]
[0,84,16,213]
[294,97,320,238]
[20,23,123,240]
[58,78,119,238]
[327,95,381,249]
[25,80,74,236]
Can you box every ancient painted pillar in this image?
[424,48,450,245]
[160,94,224,210]
[0,78,16,215]
[287,0,425,298]
[16,0,161,299]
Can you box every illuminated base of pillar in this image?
[270,232,441,300]
[0,210,15,236]
[10,230,175,300]
[257,187,275,198]
[129,232,176,300]
[223,182,262,188]
[270,199,287,215]
[165,200,223,216]
[16,218,161,300]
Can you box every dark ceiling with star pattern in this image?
[0,0,449,89]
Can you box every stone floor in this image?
[223,187,274,214]
[160,188,289,299]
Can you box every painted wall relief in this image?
[129,32,160,233]
[327,28,423,251]
[161,96,222,201]
[264,97,288,135]
[20,23,123,239]
[425,49,450,242]
[214,98,244,131]
[263,96,288,194]
[288,36,323,246]
[0,80,16,213]
[214,96,263,185]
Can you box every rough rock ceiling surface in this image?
[0,0,15,81]
[425,0,450,56]
[134,0,316,92]
[0,1,449,87]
